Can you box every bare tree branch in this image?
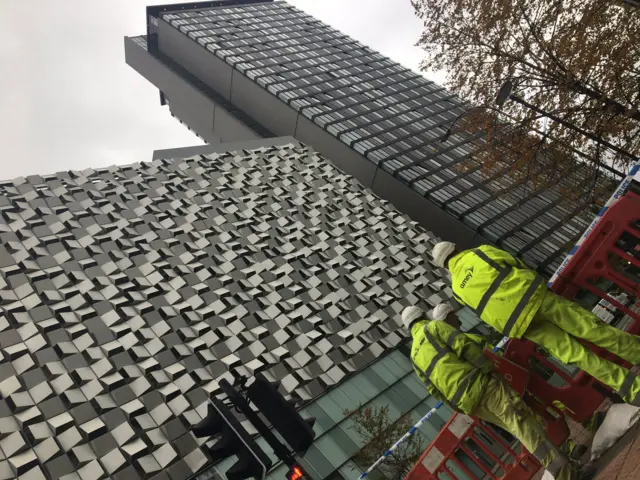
[412,0,638,200]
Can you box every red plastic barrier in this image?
[552,190,640,324]
[405,413,540,480]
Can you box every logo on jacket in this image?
[460,266,474,289]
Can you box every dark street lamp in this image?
[439,105,497,142]
[440,80,516,143]
[495,80,514,108]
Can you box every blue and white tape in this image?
[357,337,511,479]
[547,162,640,288]
[357,402,444,479]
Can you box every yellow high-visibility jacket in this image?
[410,319,491,414]
[450,245,546,339]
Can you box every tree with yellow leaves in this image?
[412,0,638,200]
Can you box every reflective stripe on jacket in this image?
[410,320,488,414]
[450,245,546,339]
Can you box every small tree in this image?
[345,405,425,480]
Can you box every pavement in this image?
[529,403,640,480]
[592,422,640,479]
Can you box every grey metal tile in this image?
[0,142,448,480]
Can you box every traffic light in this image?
[192,398,273,480]
[246,374,316,454]
[286,464,306,480]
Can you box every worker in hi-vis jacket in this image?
[401,303,584,480]
[431,241,640,407]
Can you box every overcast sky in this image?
[0,0,441,180]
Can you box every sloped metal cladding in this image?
[0,142,450,479]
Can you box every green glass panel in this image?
[255,437,278,464]
[402,374,430,398]
[387,381,419,412]
[409,409,442,441]
[317,394,346,422]
[299,456,322,480]
[384,353,412,379]
[315,435,348,467]
[378,393,402,420]
[340,417,368,448]
[352,455,387,480]
[370,361,395,386]
[329,387,359,413]
[328,424,359,457]
[441,458,475,480]
[267,464,288,480]
[363,368,388,391]
[342,376,377,404]
[338,461,362,480]
[303,403,333,434]
[304,444,336,478]
[452,447,488,479]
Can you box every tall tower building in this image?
[125,0,605,278]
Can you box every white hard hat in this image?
[400,306,424,330]
[432,241,456,269]
[433,303,456,321]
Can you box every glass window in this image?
[387,381,420,412]
[370,361,397,385]
[328,424,359,457]
[362,368,387,392]
[402,373,429,398]
[474,425,516,464]
[303,403,333,434]
[338,460,363,480]
[213,455,239,476]
[352,455,387,480]
[414,399,451,430]
[317,394,346,422]
[385,387,412,415]
[458,307,483,333]
[376,393,402,420]
[340,417,368,448]
[445,457,478,480]
[324,471,347,480]
[328,387,359,413]
[298,456,322,480]
[303,444,336,478]
[266,464,288,480]
[408,409,442,441]
[315,435,348,467]
[340,379,373,406]
[255,437,277,464]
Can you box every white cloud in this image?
[0,0,439,179]
[289,0,444,81]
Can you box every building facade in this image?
[0,137,487,480]
[125,0,603,279]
